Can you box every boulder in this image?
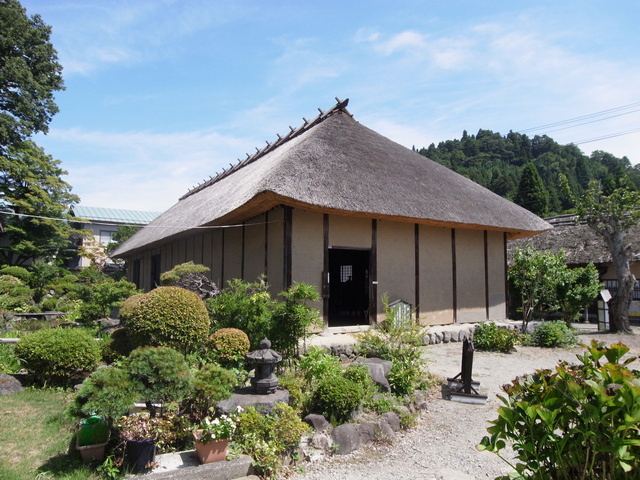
[381,412,401,432]
[357,422,376,446]
[0,374,23,395]
[303,414,331,433]
[331,423,361,455]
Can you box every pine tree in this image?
[515,163,548,217]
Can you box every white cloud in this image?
[47,127,252,211]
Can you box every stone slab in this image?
[132,452,253,480]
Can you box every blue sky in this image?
[22,0,640,212]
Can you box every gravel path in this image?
[290,326,640,480]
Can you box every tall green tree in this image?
[561,175,640,334]
[515,163,549,216]
[0,141,81,266]
[0,0,65,156]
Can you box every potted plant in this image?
[75,415,110,464]
[192,409,240,464]
[116,413,161,473]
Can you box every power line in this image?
[517,101,640,133]
[573,127,640,146]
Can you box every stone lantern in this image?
[245,338,282,395]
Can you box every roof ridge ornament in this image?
[180,98,351,200]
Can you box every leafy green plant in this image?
[311,372,363,425]
[269,282,320,360]
[0,343,21,374]
[356,295,427,396]
[14,327,101,383]
[473,322,519,353]
[527,320,579,348]
[206,278,274,349]
[234,403,310,479]
[479,341,640,479]
[297,346,342,385]
[120,286,210,354]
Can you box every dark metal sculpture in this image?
[447,338,487,404]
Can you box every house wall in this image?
[487,231,507,320]
[377,220,414,323]
[418,225,454,325]
[456,229,487,323]
[124,207,508,327]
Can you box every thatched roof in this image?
[114,99,550,257]
[508,215,640,265]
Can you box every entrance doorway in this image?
[328,248,370,327]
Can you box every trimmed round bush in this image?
[189,363,237,418]
[0,266,30,283]
[101,327,134,363]
[14,327,101,380]
[120,286,210,354]
[0,275,33,311]
[312,373,364,425]
[207,328,250,362]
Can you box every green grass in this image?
[0,388,101,480]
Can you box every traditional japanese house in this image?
[113,99,550,329]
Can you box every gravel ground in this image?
[290,325,640,480]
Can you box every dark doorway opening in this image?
[328,248,370,327]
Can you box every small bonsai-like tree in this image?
[125,346,192,417]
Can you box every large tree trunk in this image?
[607,231,634,334]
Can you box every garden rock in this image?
[354,357,392,392]
[0,374,23,395]
[174,272,220,299]
[309,432,332,452]
[376,418,396,441]
[216,386,289,415]
[357,422,376,446]
[381,412,401,432]
[331,423,361,455]
[304,413,331,432]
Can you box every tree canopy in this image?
[561,176,640,333]
[0,0,65,156]
[0,141,81,266]
[417,130,639,216]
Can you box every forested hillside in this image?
[415,130,640,217]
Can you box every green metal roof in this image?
[71,206,162,225]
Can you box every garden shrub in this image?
[0,274,33,312]
[101,327,134,363]
[480,341,640,479]
[206,327,250,368]
[188,363,237,420]
[356,295,427,396]
[473,322,519,353]
[0,266,30,283]
[235,403,311,479]
[527,320,578,348]
[269,282,320,359]
[297,346,342,385]
[160,261,209,285]
[72,274,139,324]
[14,327,101,382]
[311,372,364,425]
[277,373,305,411]
[343,364,377,403]
[71,366,139,420]
[120,286,210,354]
[125,346,192,416]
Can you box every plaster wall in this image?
[418,225,454,326]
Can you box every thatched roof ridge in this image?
[114,101,550,257]
[508,217,640,265]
